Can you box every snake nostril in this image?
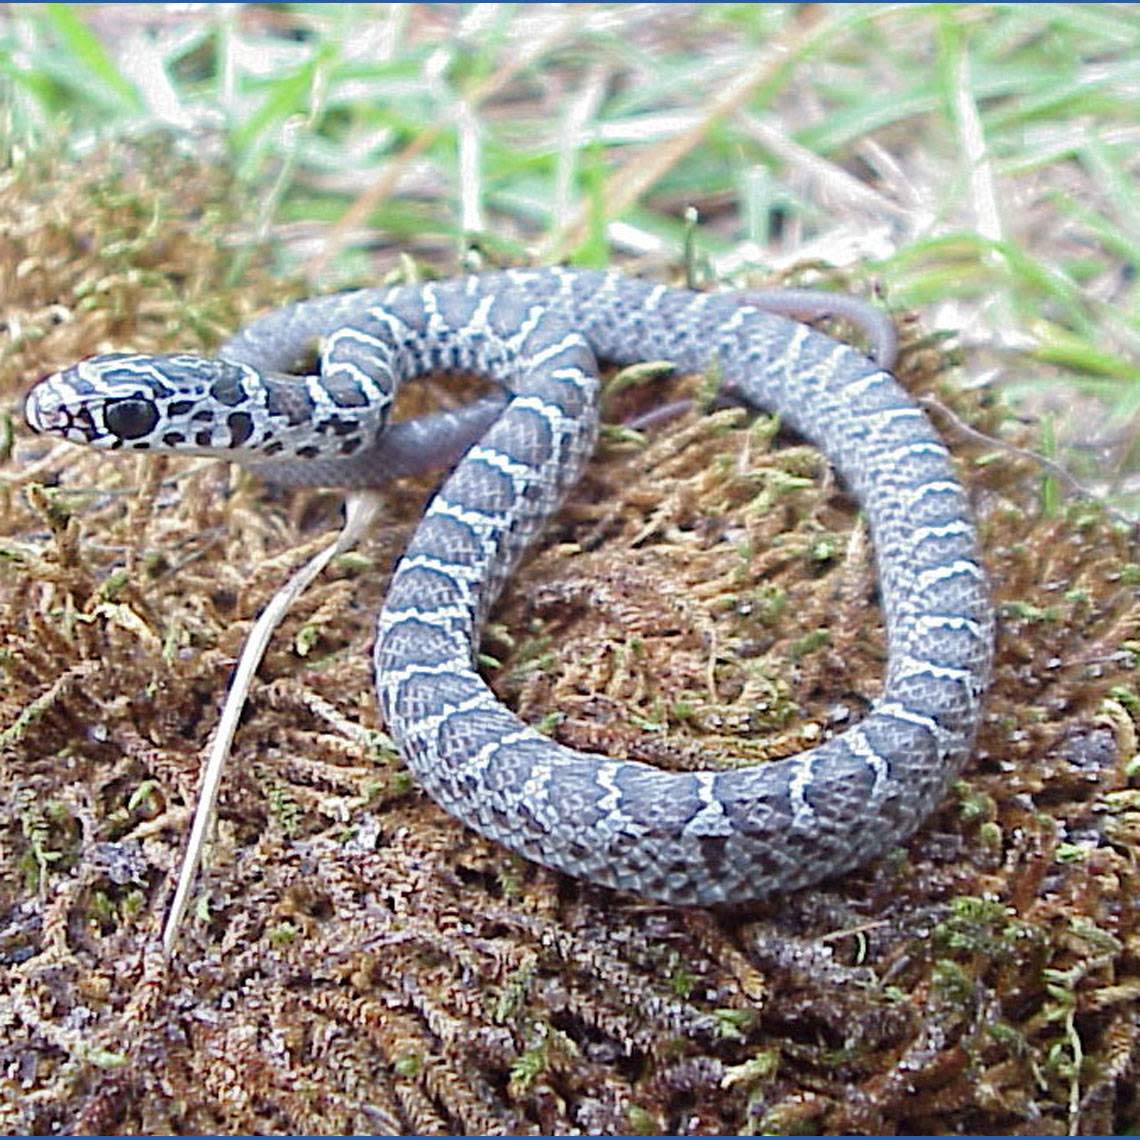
[104,397,159,441]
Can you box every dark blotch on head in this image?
[168,399,196,417]
[266,382,315,427]
[315,414,358,437]
[195,428,214,448]
[67,372,98,397]
[339,437,362,455]
[208,364,249,407]
[104,398,159,441]
[101,366,174,400]
[162,431,186,447]
[263,440,285,456]
[191,409,214,424]
[227,411,254,447]
[296,444,320,459]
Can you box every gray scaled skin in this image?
[25,268,992,904]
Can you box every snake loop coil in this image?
[26,268,993,904]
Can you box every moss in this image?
[1,139,1138,1136]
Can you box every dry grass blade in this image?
[162,493,385,954]
[304,8,582,278]
[538,13,841,262]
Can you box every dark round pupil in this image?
[105,398,159,441]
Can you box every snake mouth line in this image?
[25,385,101,444]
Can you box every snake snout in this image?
[25,373,105,445]
[25,376,67,434]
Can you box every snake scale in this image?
[25,267,993,904]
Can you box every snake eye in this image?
[104,397,159,441]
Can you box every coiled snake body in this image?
[25,268,992,904]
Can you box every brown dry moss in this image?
[1,141,1138,1135]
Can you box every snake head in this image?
[25,353,261,452]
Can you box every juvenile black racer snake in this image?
[25,268,993,904]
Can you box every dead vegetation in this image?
[1,141,1138,1135]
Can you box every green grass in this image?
[2,3,1138,507]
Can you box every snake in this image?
[24,267,993,905]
